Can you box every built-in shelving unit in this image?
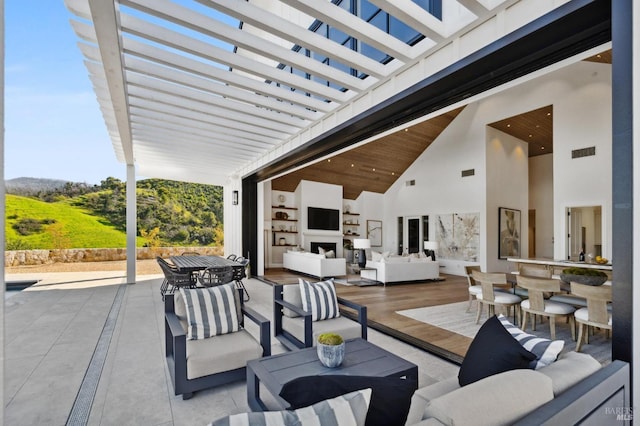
[272,205,299,247]
[343,212,361,237]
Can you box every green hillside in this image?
[5,194,147,249]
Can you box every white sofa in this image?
[283,251,346,279]
[364,255,440,284]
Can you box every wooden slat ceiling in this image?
[272,107,464,200]
[488,105,554,157]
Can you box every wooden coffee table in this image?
[246,338,418,411]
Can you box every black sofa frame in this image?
[273,283,368,351]
[164,291,271,400]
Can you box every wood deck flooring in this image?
[262,269,472,363]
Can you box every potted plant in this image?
[317,333,345,368]
[560,267,608,286]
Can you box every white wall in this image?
[529,154,554,258]
[381,59,611,275]
[485,128,529,272]
[552,63,612,260]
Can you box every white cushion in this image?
[186,330,261,379]
[210,388,372,426]
[521,299,576,315]
[325,250,336,258]
[371,251,383,262]
[299,278,340,321]
[179,284,240,340]
[282,284,303,318]
[423,369,553,426]
[468,285,482,296]
[574,307,612,325]
[476,292,521,304]
[282,315,362,347]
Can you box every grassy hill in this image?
[5,194,148,249]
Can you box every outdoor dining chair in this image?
[157,257,197,300]
[198,266,235,287]
[234,256,250,301]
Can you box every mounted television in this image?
[307,207,340,231]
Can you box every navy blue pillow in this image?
[458,315,536,386]
[279,375,417,426]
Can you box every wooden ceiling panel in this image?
[272,107,464,199]
[488,105,553,157]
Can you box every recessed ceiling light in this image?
[372,168,376,171]
[541,146,545,150]
[327,159,331,162]
[392,172,395,175]
[507,124,511,127]
[351,164,354,167]
[547,112,551,116]
[404,129,409,132]
[529,134,533,138]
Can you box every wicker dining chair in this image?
[233,257,250,302]
[198,266,235,287]
[157,257,197,300]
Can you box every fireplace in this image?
[310,242,337,254]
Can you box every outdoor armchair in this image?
[273,280,367,351]
[165,284,270,400]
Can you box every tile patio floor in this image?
[4,272,458,425]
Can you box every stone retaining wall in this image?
[4,246,224,266]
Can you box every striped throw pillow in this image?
[498,314,564,369]
[180,284,240,340]
[299,278,340,321]
[209,388,372,426]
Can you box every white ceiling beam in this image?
[132,133,265,162]
[279,0,414,62]
[119,14,352,103]
[122,0,369,92]
[123,54,320,122]
[456,0,489,16]
[86,0,134,164]
[123,39,332,115]
[129,112,281,151]
[198,0,392,79]
[368,0,448,40]
[128,98,289,141]
[126,81,302,134]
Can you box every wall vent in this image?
[405,179,416,186]
[572,146,596,159]
[461,169,475,177]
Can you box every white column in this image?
[633,0,640,412]
[126,164,136,283]
[0,0,6,417]
[223,177,243,258]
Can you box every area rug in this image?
[397,301,612,365]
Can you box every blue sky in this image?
[5,1,125,185]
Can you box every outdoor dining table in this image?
[169,255,243,275]
[169,255,249,299]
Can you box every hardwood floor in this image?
[262,269,472,363]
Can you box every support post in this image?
[126,164,136,284]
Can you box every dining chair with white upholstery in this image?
[471,270,522,324]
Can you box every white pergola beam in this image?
[126,84,300,135]
[279,0,414,62]
[369,0,448,40]
[87,0,134,164]
[124,55,319,122]
[199,0,392,79]
[120,14,352,103]
[122,0,370,92]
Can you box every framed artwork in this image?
[367,220,383,247]
[498,207,521,259]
